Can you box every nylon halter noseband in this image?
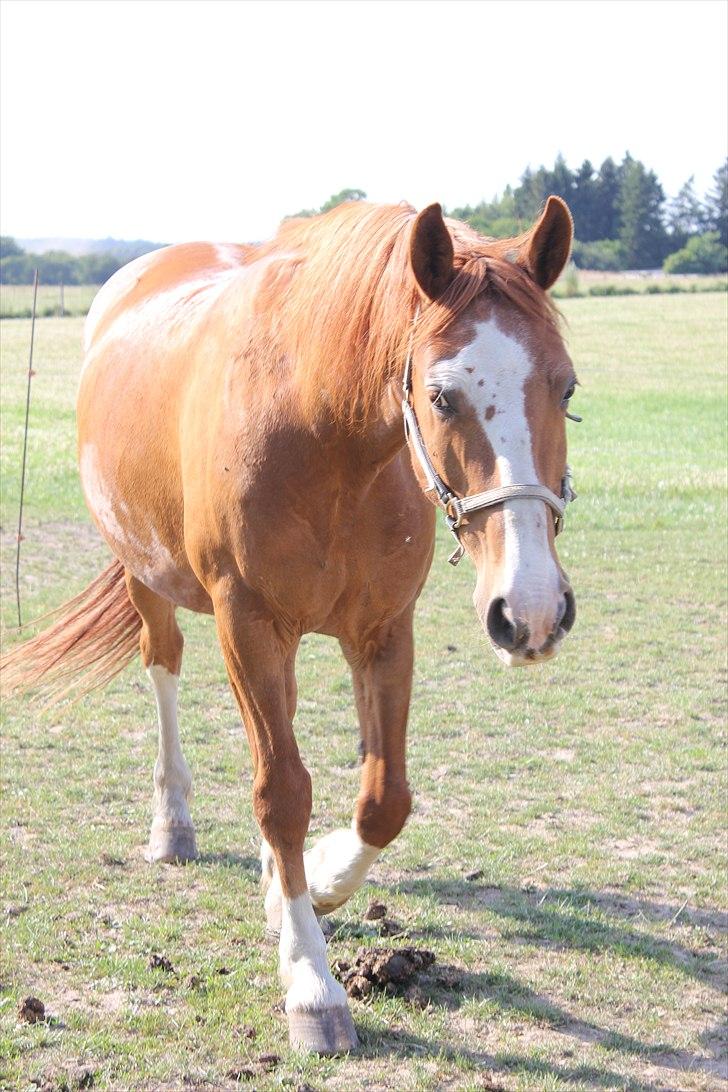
[401,307,575,566]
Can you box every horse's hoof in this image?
[145,825,198,864]
[287,1005,358,1054]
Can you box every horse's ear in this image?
[522,196,573,290]
[410,203,455,301]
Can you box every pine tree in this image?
[704,160,728,247]
[666,177,706,249]
[593,158,622,240]
[617,155,668,268]
[570,160,599,241]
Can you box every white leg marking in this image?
[261,838,276,891]
[280,893,348,1013]
[264,825,380,925]
[148,665,193,829]
[305,825,380,912]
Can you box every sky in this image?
[1,0,726,244]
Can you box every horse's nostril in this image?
[487,597,529,652]
[560,589,576,634]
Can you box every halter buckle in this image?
[445,496,464,530]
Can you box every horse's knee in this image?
[356,781,412,848]
[253,760,312,852]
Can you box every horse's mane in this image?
[250,201,561,429]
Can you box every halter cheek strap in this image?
[401,311,575,566]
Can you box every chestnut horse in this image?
[2,197,578,1052]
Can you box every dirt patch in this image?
[226,1053,280,1082]
[96,989,128,1014]
[609,838,661,860]
[29,1064,96,1092]
[333,946,436,1000]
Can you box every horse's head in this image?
[406,198,577,665]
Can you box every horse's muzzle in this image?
[485,587,576,665]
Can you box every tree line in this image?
[448,154,727,273]
[269,162,728,276]
[1,156,726,285]
[0,237,161,287]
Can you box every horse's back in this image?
[84,241,253,353]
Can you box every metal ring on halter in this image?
[445,496,464,529]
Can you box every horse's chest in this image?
[294,470,435,635]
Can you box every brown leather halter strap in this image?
[401,311,574,566]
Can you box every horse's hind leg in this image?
[264,607,414,921]
[125,573,197,863]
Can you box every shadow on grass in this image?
[361,877,727,1082]
[350,963,723,1085]
[387,877,727,991]
[328,918,482,943]
[195,852,259,872]
[356,1023,659,1091]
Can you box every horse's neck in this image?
[360,382,410,467]
[339,382,406,477]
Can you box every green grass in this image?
[1,294,727,1091]
[1,273,725,322]
[551,268,727,300]
[0,284,99,319]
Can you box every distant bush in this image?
[572,239,627,271]
[0,253,36,282]
[663,232,728,274]
[588,283,637,297]
[0,236,162,286]
[644,283,683,294]
[561,262,580,297]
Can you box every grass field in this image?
[0,284,99,320]
[1,275,726,320]
[1,295,727,1091]
[552,271,727,301]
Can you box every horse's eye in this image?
[562,380,582,422]
[430,390,452,414]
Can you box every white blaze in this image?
[429,317,561,636]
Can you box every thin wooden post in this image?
[15,269,39,628]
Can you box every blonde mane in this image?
[250,201,561,428]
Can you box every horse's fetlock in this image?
[153,758,192,798]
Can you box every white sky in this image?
[1,0,726,244]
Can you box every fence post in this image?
[59,281,65,317]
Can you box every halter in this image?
[401,308,575,566]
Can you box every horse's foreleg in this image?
[125,573,197,863]
[279,607,414,917]
[213,587,356,1054]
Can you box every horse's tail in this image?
[0,560,142,705]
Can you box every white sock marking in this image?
[305,825,380,911]
[148,665,193,828]
[280,893,347,1013]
